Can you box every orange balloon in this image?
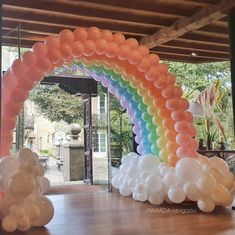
[26,66,44,82]
[158,108,171,119]
[174,86,183,98]
[188,124,197,137]
[178,98,190,111]
[87,27,101,41]
[166,98,181,111]
[166,141,179,153]
[73,27,88,42]
[153,97,165,108]
[22,51,37,66]
[185,111,194,123]
[190,138,199,151]
[60,43,72,60]
[168,154,179,166]
[101,29,113,42]
[126,38,139,49]
[32,42,48,57]
[113,33,125,45]
[165,130,177,141]
[162,85,177,99]
[145,66,160,81]
[83,40,96,56]
[167,74,176,86]
[45,35,60,48]
[162,118,175,129]
[59,29,74,44]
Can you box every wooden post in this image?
[229,8,235,136]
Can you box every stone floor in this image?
[44,156,109,186]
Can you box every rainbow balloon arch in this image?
[0,27,234,232]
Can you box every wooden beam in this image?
[228,8,235,135]
[140,0,235,49]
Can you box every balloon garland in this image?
[0,27,234,232]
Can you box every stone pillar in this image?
[62,124,84,181]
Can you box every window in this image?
[99,93,106,114]
[99,133,106,152]
[92,132,106,153]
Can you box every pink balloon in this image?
[178,98,190,111]
[32,42,48,57]
[166,98,181,111]
[11,59,28,76]
[185,111,194,123]
[22,51,38,66]
[171,110,186,121]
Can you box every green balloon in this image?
[146,123,156,132]
[138,103,147,112]
[151,144,160,155]
[148,133,158,143]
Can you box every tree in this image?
[30,84,84,124]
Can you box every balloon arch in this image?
[0,27,234,232]
[1,27,198,163]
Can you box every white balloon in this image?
[119,182,132,196]
[196,173,216,195]
[39,176,50,194]
[145,174,162,193]
[127,166,138,178]
[138,155,160,173]
[137,192,148,202]
[148,192,164,205]
[2,215,17,232]
[163,171,179,188]
[197,154,210,166]
[211,184,231,205]
[112,167,119,177]
[175,157,203,183]
[183,183,201,201]
[134,183,146,194]
[17,148,35,164]
[168,187,186,203]
[159,166,170,177]
[209,157,229,174]
[8,172,35,199]
[32,196,54,226]
[197,199,215,213]
[112,175,120,189]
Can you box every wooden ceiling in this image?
[2,0,235,63]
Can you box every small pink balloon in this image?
[175,121,189,134]
[33,42,48,56]
[83,40,96,56]
[22,51,38,66]
[45,35,60,48]
[11,59,28,76]
[59,29,74,44]
[87,27,101,41]
[171,110,186,121]
[176,146,192,158]
[176,134,191,146]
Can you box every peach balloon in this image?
[162,85,178,99]
[138,57,152,72]
[45,35,60,48]
[174,86,183,97]
[83,40,96,56]
[158,109,171,119]
[168,154,178,166]
[47,49,62,64]
[138,45,149,56]
[176,146,192,158]
[105,42,119,58]
[101,29,113,42]
[59,29,74,44]
[71,42,84,58]
[11,59,27,76]
[32,42,48,57]
[37,57,53,73]
[178,98,190,111]
[162,118,175,129]
[153,97,166,108]
[60,43,72,60]
[113,33,125,45]
[145,66,160,81]
[148,54,160,65]
[167,74,176,86]
[175,121,189,134]
[26,66,44,82]
[190,138,199,151]
[176,134,191,146]
[166,141,179,153]
[129,50,142,64]
[74,28,88,42]
[22,51,38,66]
[126,38,138,49]
[154,75,169,89]
[185,111,194,123]
[117,45,131,60]
[87,27,101,41]
[96,39,108,55]
[188,124,197,137]
[171,110,186,121]
[166,98,181,111]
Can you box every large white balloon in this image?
[32,196,54,227]
[197,199,215,213]
[148,192,164,205]
[175,157,203,183]
[168,187,186,203]
[196,174,216,195]
[138,155,160,173]
[145,174,162,193]
[163,171,179,188]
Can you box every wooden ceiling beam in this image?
[140,0,235,48]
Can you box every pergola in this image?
[0,0,235,133]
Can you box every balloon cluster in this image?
[1,26,198,166]
[112,153,235,213]
[0,148,53,232]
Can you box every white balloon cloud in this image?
[0,148,53,232]
[112,153,235,213]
